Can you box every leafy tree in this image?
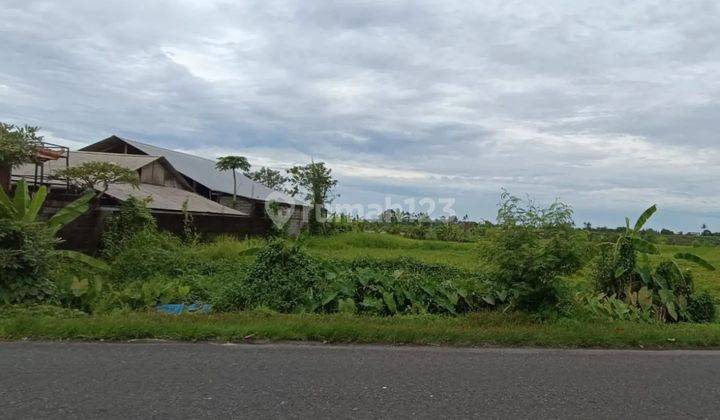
[286,162,338,234]
[248,167,289,191]
[0,123,42,191]
[215,156,250,203]
[55,161,139,194]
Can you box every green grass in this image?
[302,232,480,269]
[300,233,719,294]
[3,311,720,348]
[659,245,720,296]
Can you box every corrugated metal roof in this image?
[11,151,246,216]
[12,151,159,178]
[104,183,248,216]
[94,136,303,206]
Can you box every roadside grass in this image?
[3,311,720,348]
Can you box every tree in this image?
[248,167,289,191]
[0,123,42,192]
[286,162,338,234]
[215,156,250,203]
[55,161,140,194]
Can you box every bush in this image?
[688,293,716,323]
[481,192,585,313]
[241,240,326,312]
[108,229,185,282]
[0,219,58,304]
[101,196,157,258]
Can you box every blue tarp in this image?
[156,303,212,315]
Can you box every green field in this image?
[302,232,720,296]
[303,232,481,270]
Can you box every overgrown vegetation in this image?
[589,205,715,323]
[2,135,719,348]
[0,180,102,304]
[481,192,585,313]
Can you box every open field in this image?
[303,232,481,270]
[302,232,720,296]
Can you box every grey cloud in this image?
[1,0,720,230]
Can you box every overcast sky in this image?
[2,0,719,231]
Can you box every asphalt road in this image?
[2,342,720,419]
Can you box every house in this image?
[80,136,306,233]
[10,137,307,251]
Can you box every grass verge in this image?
[3,311,720,348]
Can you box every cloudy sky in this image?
[2,0,719,231]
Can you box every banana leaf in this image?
[48,191,95,233]
[23,185,47,222]
[54,249,110,272]
[674,253,716,271]
[634,204,657,232]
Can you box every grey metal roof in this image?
[104,183,248,216]
[96,136,302,206]
[12,151,246,216]
[12,151,159,178]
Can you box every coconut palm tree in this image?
[215,156,250,204]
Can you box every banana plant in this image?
[0,179,95,231]
[597,204,715,322]
[0,179,108,271]
[611,204,714,278]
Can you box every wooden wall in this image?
[40,190,273,253]
[139,161,181,188]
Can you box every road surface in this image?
[2,342,720,419]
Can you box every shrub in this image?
[101,196,157,258]
[241,240,326,312]
[108,229,184,282]
[481,192,585,313]
[688,293,716,323]
[0,219,58,304]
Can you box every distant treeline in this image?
[323,210,720,247]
